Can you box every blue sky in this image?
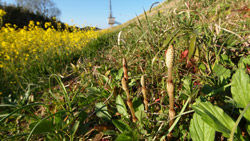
[2,0,164,29]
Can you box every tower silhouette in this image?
[108,0,115,27]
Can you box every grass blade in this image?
[27,110,66,141]
[0,103,46,123]
[188,30,197,60]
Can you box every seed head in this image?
[165,45,175,69]
[121,77,128,91]
[140,75,145,87]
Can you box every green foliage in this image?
[192,102,239,138]
[189,113,215,141]
[133,98,146,123]
[95,102,111,120]
[2,0,250,140]
[188,30,198,60]
[112,119,131,133]
[29,119,54,134]
[116,95,129,118]
[115,130,138,141]
[231,69,250,121]
[213,64,231,81]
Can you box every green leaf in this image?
[220,54,235,67]
[128,78,137,87]
[27,111,65,141]
[189,113,215,141]
[133,98,144,112]
[30,120,54,134]
[231,68,250,124]
[192,102,238,138]
[112,119,131,133]
[231,69,250,108]
[247,124,250,135]
[162,30,180,47]
[115,130,138,141]
[71,121,80,138]
[103,130,117,136]
[0,103,46,123]
[213,64,231,80]
[238,56,250,69]
[245,109,250,122]
[188,31,197,60]
[198,63,207,72]
[95,102,111,120]
[133,98,146,122]
[116,95,129,118]
[135,110,147,123]
[201,85,213,95]
[116,68,124,80]
[181,76,193,97]
[86,87,101,97]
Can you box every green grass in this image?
[1,0,250,140]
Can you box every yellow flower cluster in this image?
[0,9,6,17]
[0,21,107,72]
[0,9,6,27]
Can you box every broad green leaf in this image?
[133,98,146,122]
[231,69,250,108]
[192,102,238,138]
[30,120,54,134]
[115,130,138,141]
[213,64,231,82]
[231,69,250,124]
[116,95,129,118]
[190,113,215,141]
[188,31,197,60]
[133,98,144,112]
[112,119,131,133]
[95,102,111,120]
[213,64,231,80]
[135,110,147,123]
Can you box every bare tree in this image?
[15,0,61,18]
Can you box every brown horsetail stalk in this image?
[165,45,175,137]
[122,58,137,122]
[141,75,148,112]
[123,58,128,80]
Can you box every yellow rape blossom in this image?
[0,9,6,17]
[0,21,109,75]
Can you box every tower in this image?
[108,0,115,27]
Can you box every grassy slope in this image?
[113,0,180,29]
[1,0,250,140]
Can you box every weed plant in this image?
[1,0,250,140]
